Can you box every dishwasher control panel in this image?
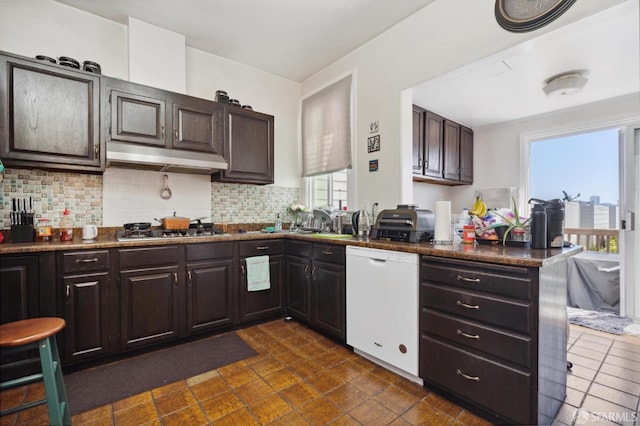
[346,246,417,264]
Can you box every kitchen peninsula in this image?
[0,230,580,425]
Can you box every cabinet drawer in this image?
[422,284,530,334]
[119,246,181,268]
[186,242,234,261]
[421,335,531,425]
[421,309,531,367]
[238,240,284,257]
[312,244,345,265]
[62,250,109,273]
[285,240,312,257]
[421,257,531,300]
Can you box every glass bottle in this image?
[59,208,74,241]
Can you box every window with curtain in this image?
[302,75,352,177]
[302,75,352,210]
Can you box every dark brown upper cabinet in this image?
[424,111,445,179]
[212,106,274,185]
[412,105,425,175]
[460,125,474,183]
[0,51,103,172]
[412,105,473,185]
[443,119,460,180]
[104,77,223,155]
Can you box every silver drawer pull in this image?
[457,329,480,339]
[75,257,98,263]
[256,246,269,250]
[322,250,333,255]
[457,369,480,382]
[457,275,480,283]
[456,300,479,310]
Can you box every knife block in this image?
[11,225,35,243]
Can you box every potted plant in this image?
[493,197,531,246]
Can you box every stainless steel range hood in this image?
[106,142,228,175]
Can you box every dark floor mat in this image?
[64,332,257,415]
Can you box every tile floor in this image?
[0,321,638,425]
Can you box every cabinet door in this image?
[460,126,473,183]
[239,254,284,322]
[109,89,166,147]
[62,272,110,361]
[215,107,274,184]
[286,255,311,321]
[311,260,346,341]
[186,259,233,333]
[119,265,180,349]
[412,105,425,175]
[443,119,461,181]
[172,97,224,153]
[424,111,444,179]
[0,54,102,171]
[0,255,39,324]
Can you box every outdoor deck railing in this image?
[563,228,619,253]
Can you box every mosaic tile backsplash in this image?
[0,167,301,229]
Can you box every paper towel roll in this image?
[434,200,451,242]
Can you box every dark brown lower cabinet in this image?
[62,272,110,361]
[238,240,285,323]
[420,255,569,425]
[285,240,312,322]
[311,260,345,340]
[185,242,234,333]
[118,246,183,350]
[285,242,346,342]
[0,253,56,379]
[311,244,346,341]
[58,250,111,363]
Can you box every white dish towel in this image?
[246,255,271,291]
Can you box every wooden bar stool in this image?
[0,318,71,425]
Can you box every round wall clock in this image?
[495,0,577,33]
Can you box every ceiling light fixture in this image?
[543,71,588,97]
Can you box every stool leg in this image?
[38,336,71,426]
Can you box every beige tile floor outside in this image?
[0,321,638,425]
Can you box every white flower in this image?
[289,204,306,212]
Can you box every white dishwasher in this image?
[346,246,421,383]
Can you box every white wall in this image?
[300,0,627,213]
[128,17,186,93]
[0,0,128,79]
[186,48,301,188]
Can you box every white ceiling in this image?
[54,0,639,128]
[53,0,437,82]
[412,0,640,127]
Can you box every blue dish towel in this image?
[246,255,271,291]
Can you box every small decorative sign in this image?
[369,120,379,134]
[369,159,379,172]
[367,135,380,153]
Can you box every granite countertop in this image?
[0,229,582,268]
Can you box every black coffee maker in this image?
[529,198,565,248]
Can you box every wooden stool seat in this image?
[0,317,70,425]
[0,317,65,347]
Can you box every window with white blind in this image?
[301,75,352,209]
[302,75,352,177]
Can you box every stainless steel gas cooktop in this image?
[116,228,230,242]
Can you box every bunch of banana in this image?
[469,196,487,217]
